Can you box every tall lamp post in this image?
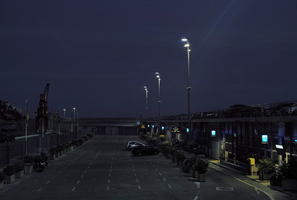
[181,38,191,135]
[63,108,66,118]
[155,72,161,133]
[144,86,149,113]
[25,100,29,156]
[72,107,76,139]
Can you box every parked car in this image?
[126,141,145,151]
[131,145,159,156]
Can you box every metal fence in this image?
[0,131,81,169]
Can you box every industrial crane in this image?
[36,83,50,134]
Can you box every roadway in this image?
[0,135,272,200]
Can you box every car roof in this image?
[128,141,143,144]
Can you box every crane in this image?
[36,83,50,134]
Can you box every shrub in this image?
[49,147,57,155]
[257,159,275,175]
[194,159,209,174]
[182,158,194,173]
[14,162,24,172]
[4,165,15,176]
[159,144,171,158]
[24,155,34,164]
[0,171,4,182]
[280,158,297,179]
[40,153,48,161]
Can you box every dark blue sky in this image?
[1,0,297,117]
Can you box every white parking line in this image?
[71,187,76,192]
[108,179,111,183]
[168,184,173,190]
[193,195,199,200]
[136,178,139,183]
[106,185,110,191]
[255,187,260,195]
[195,182,200,189]
[138,185,142,190]
[76,180,80,185]
[158,172,163,176]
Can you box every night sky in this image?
[1,0,297,118]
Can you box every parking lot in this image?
[0,135,271,200]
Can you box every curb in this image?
[210,161,297,200]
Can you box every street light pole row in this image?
[143,38,192,135]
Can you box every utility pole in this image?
[25,99,29,156]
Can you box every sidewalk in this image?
[209,160,297,200]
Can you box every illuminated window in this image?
[211,130,216,137]
[262,135,268,144]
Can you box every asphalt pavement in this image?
[0,135,277,200]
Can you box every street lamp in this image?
[72,107,76,138]
[181,37,191,135]
[155,72,161,119]
[63,108,66,118]
[144,85,149,113]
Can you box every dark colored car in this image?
[131,145,159,156]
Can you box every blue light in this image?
[186,128,190,133]
[294,139,297,143]
[211,130,216,136]
[161,126,165,130]
[262,135,268,143]
[152,125,155,128]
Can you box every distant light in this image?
[211,130,216,136]
[186,128,190,133]
[161,126,165,130]
[73,107,76,111]
[275,145,284,149]
[148,125,150,128]
[294,139,297,143]
[152,125,155,128]
[184,43,190,48]
[155,72,160,79]
[262,135,268,144]
[136,121,140,125]
[181,38,188,42]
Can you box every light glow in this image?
[181,38,188,42]
[184,43,190,48]
[275,145,284,149]
[155,72,160,79]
